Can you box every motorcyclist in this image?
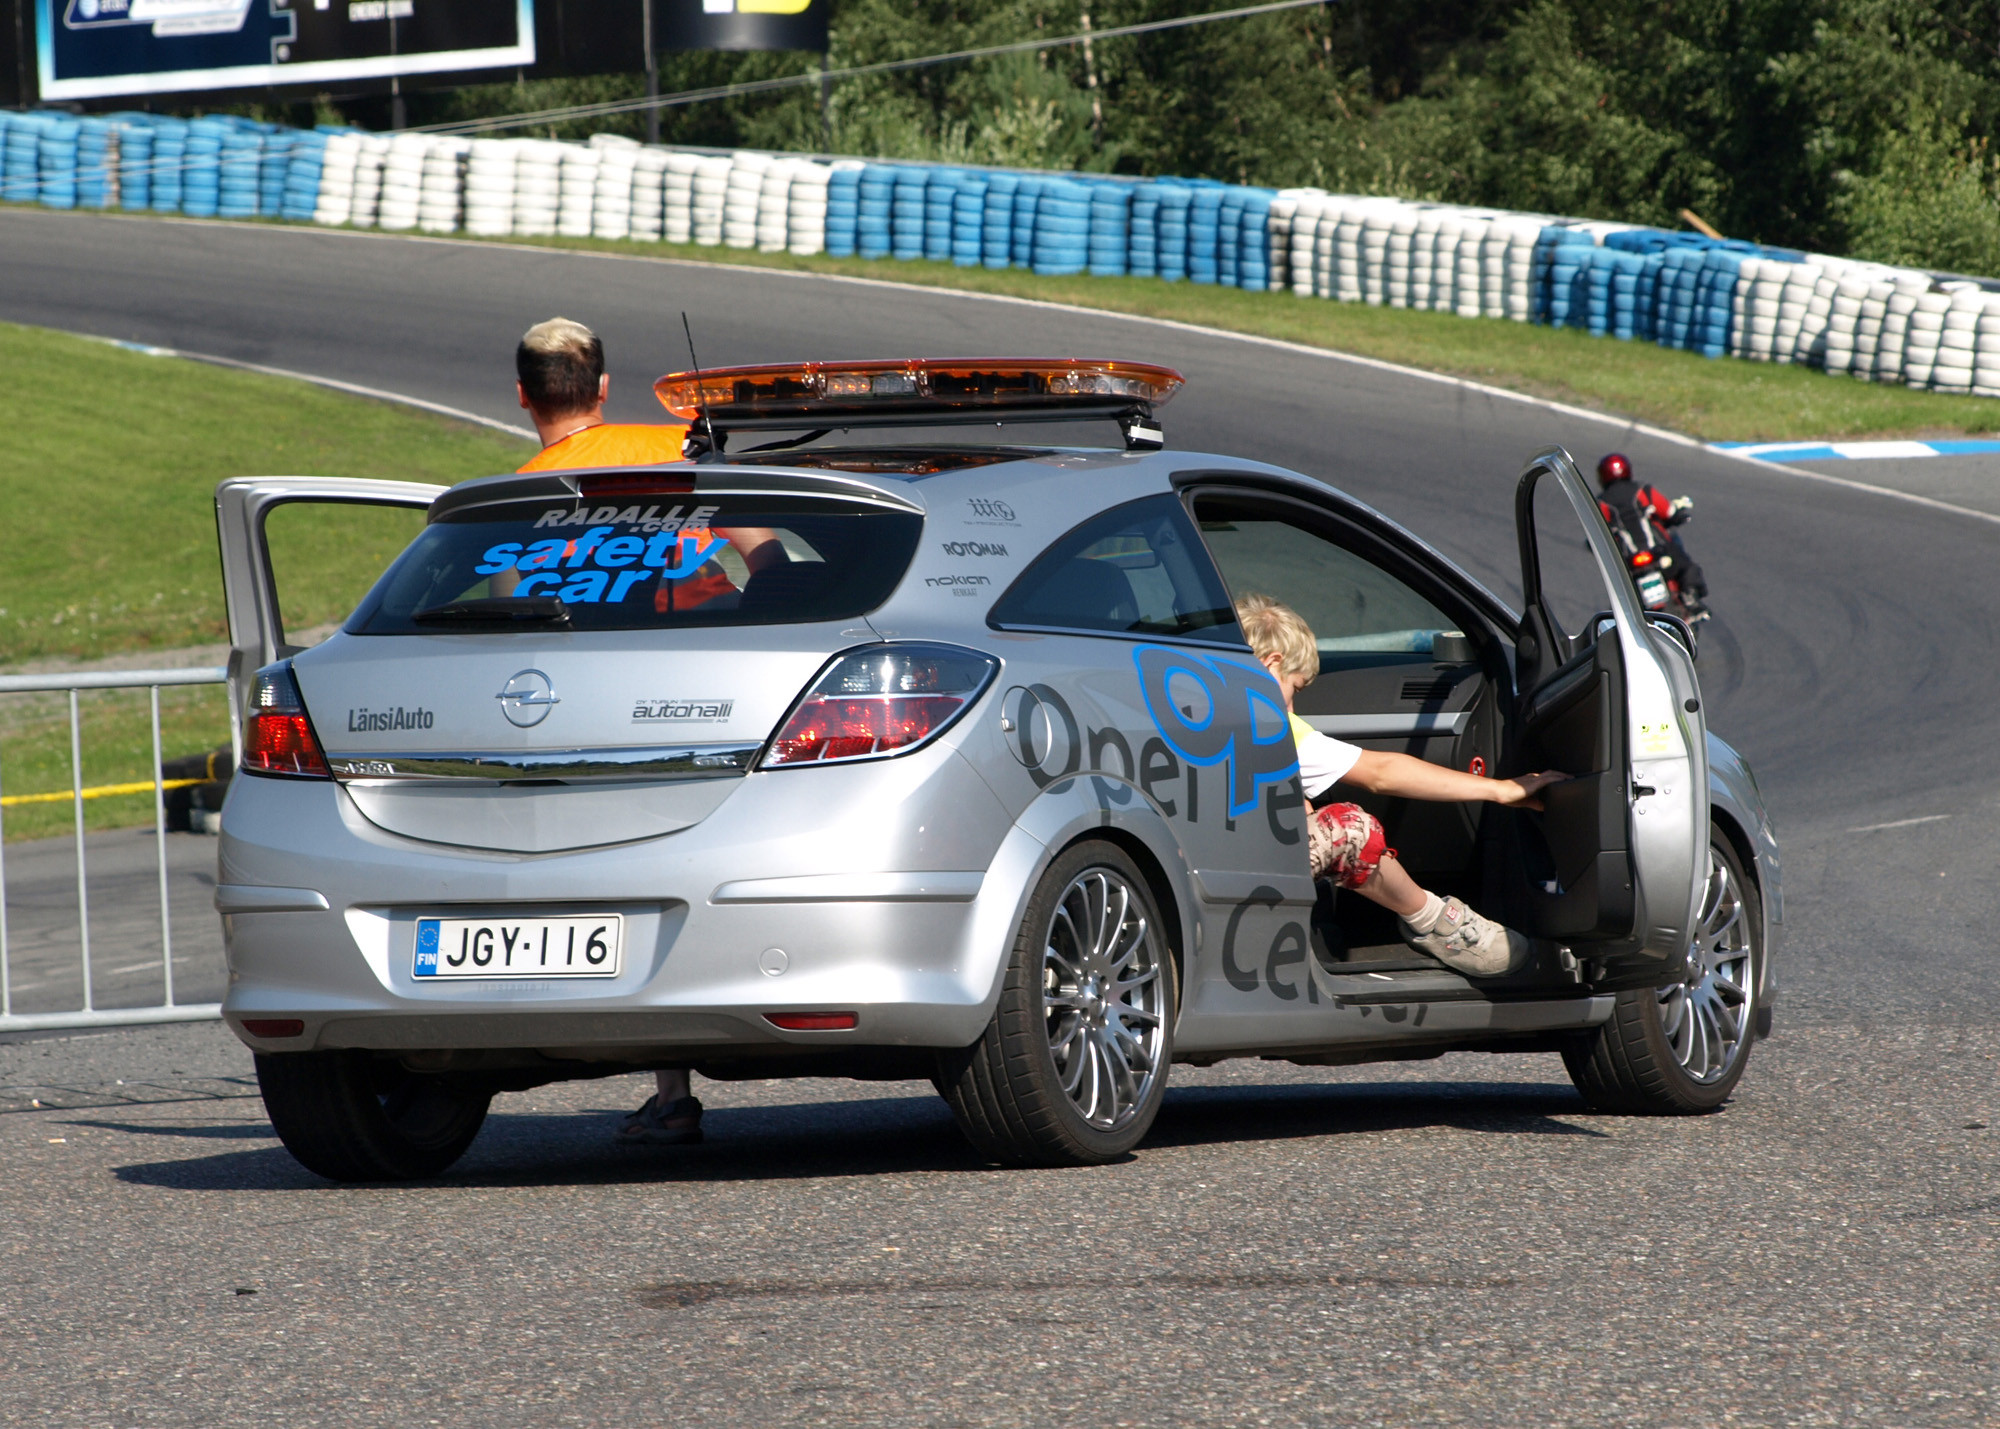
[1595,452,1709,618]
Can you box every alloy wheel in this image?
[1656,847,1754,1084]
[1041,868,1168,1131]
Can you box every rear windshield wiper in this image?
[411,597,571,626]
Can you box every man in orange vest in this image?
[511,317,724,1145]
[510,317,784,618]
[515,316,690,471]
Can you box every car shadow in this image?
[109,1077,1603,1191]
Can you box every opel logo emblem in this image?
[496,668,559,728]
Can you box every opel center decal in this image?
[1133,644,1299,818]
[496,669,560,728]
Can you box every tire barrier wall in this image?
[5,108,1997,398]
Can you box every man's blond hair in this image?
[516,317,605,415]
[1236,593,1320,683]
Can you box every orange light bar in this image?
[654,358,1183,423]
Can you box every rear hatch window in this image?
[347,498,922,634]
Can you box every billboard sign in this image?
[658,0,824,53]
[36,0,535,100]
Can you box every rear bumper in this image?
[218,752,1021,1057]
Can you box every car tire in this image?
[938,841,1176,1167]
[1563,830,1761,1114]
[256,1050,491,1182]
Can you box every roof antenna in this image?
[680,310,719,460]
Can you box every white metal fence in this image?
[0,666,229,1033]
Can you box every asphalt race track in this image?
[1,209,1995,1427]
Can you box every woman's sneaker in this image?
[1400,897,1527,977]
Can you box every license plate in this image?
[413,915,623,979]
[1636,571,1669,605]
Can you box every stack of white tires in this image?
[418,137,466,235]
[590,135,639,241]
[631,148,667,242]
[464,139,516,237]
[313,132,359,227]
[513,142,561,237]
[724,152,765,249]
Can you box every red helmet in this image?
[1596,452,1632,484]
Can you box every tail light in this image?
[764,1012,859,1031]
[1632,551,1654,566]
[763,643,998,768]
[242,662,331,779]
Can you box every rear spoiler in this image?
[428,463,927,523]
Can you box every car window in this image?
[1192,496,1455,655]
[263,498,429,651]
[346,499,922,634]
[989,494,1242,643]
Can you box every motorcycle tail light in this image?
[763,643,998,768]
[242,662,331,779]
[1632,551,1654,566]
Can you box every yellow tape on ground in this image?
[1,778,205,808]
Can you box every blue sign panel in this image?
[38,0,534,100]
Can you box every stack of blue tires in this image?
[149,119,186,213]
[824,164,860,257]
[1033,178,1091,276]
[1128,184,1161,279]
[981,173,1015,269]
[280,130,329,221]
[1652,245,1705,350]
[259,127,293,216]
[923,167,957,262]
[182,120,225,217]
[1188,185,1222,284]
[115,117,152,211]
[1155,185,1190,282]
[1239,192,1273,291]
[1609,251,1649,340]
[1010,178,1042,267]
[77,119,114,208]
[0,115,37,203]
[951,173,985,266]
[1088,182,1130,277]
[1691,250,1748,358]
[1217,189,1246,287]
[1535,227,1595,327]
[890,166,926,260]
[854,164,891,259]
[217,124,261,219]
[37,117,79,210]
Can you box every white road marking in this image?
[1846,814,1952,833]
[77,333,538,440]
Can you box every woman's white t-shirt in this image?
[1289,713,1362,798]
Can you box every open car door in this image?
[214,476,442,753]
[1511,449,1707,982]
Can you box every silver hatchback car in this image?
[213,358,1781,1180]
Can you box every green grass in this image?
[478,232,2000,443]
[0,320,528,839]
[0,321,529,666]
[0,685,232,842]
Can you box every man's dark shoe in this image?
[615,1093,704,1145]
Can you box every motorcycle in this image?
[1604,497,1707,623]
